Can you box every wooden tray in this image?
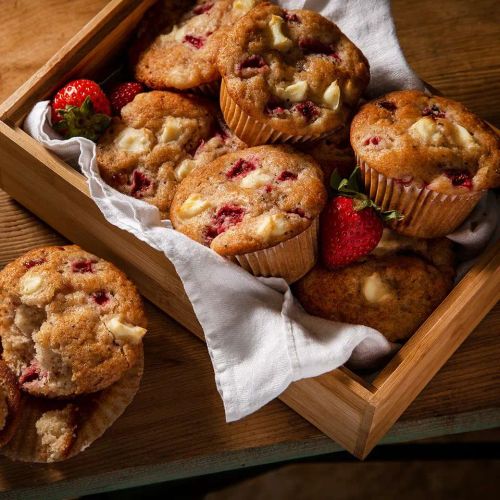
[0,0,498,459]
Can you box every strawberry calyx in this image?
[330,167,404,222]
[52,96,111,141]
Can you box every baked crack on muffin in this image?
[217,3,370,144]
[133,0,265,92]
[97,91,246,218]
[0,246,147,398]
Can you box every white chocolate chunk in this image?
[105,316,147,345]
[409,117,442,145]
[161,24,187,44]
[276,81,308,103]
[20,274,44,296]
[232,0,256,14]
[451,123,477,148]
[240,169,273,188]
[159,117,184,143]
[256,213,290,240]
[268,15,292,51]
[175,158,198,181]
[323,81,341,110]
[178,193,212,218]
[114,127,154,154]
[362,273,394,303]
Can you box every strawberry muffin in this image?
[351,90,500,237]
[97,91,245,218]
[0,360,22,448]
[295,243,455,342]
[217,3,369,145]
[171,145,327,282]
[0,246,147,398]
[133,0,264,94]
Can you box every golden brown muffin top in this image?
[217,3,369,137]
[294,252,454,343]
[133,0,265,90]
[97,91,245,218]
[351,90,500,194]
[0,246,147,398]
[0,359,22,447]
[171,145,327,255]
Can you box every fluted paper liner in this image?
[233,218,319,284]
[191,79,221,98]
[359,160,484,238]
[220,80,331,146]
[1,348,144,463]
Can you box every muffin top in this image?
[217,3,369,137]
[171,145,327,255]
[299,125,355,182]
[0,246,147,398]
[0,359,22,447]
[351,90,500,194]
[294,252,454,343]
[133,0,264,90]
[97,91,245,218]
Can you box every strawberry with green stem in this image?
[51,79,111,141]
[320,167,403,268]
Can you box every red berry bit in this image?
[183,35,205,49]
[23,258,46,269]
[71,259,95,274]
[91,290,111,306]
[109,82,144,114]
[238,55,268,75]
[19,362,42,385]
[284,11,301,23]
[226,158,257,179]
[193,2,213,15]
[265,99,286,116]
[294,101,320,122]
[299,38,341,61]
[378,100,397,112]
[204,205,246,244]
[277,170,298,182]
[130,170,152,197]
[422,104,446,119]
[444,169,473,189]
[363,136,381,146]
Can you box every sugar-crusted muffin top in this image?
[97,91,245,218]
[0,246,147,398]
[294,252,454,343]
[133,0,264,90]
[171,145,327,255]
[351,90,500,194]
[217,3,370,137]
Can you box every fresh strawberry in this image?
[51,79,111,141]
[109,82,144,114]
[320,168,403,268]
[321,196,383,268]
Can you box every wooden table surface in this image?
[1,0,499,497]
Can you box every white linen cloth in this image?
[23,0,499,421]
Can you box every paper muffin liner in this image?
[232,218,319,284]
[0,348,144,463]
[358,159,484,238]
[190,79,221,98]
[220,79,331,146]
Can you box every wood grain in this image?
[0,0,499,495]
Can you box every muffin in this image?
[97,91,245,218]
[0,246,147,398]
[171,145,327,282]
[217,3,370,145]
[351,90,500,238]
[133,0,264,94]
[0,360,22,448]
[299,124,355,184]
[295,250,455,342]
